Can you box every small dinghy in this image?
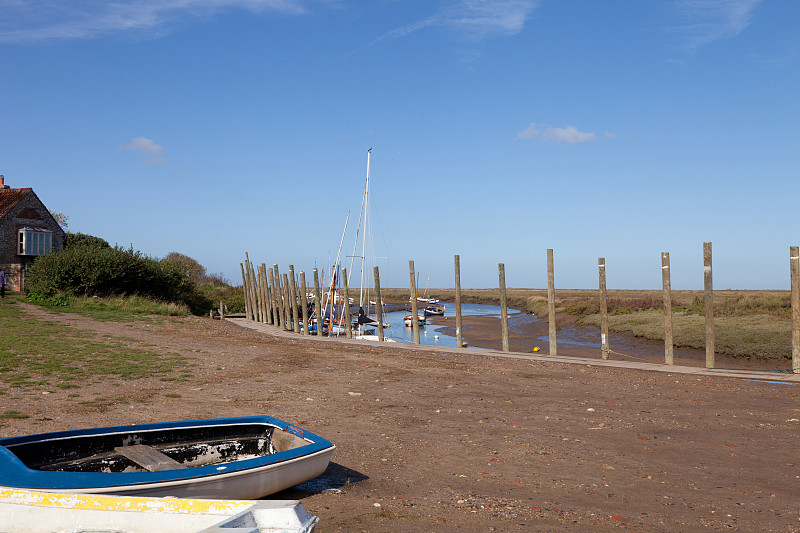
[0,415,335,500]
[423,305,445,316]
[404,314,427,327]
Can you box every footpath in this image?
[227,318,800,383]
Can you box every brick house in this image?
[0,176,66,291]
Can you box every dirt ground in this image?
[2,304,800,532]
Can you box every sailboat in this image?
[348,149,394,342]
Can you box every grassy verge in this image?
[578,310,790,361]
[25,293,191,323]
[0,297,190,391]
[381,288,793,361]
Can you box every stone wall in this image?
[0,189,66,291]
[0,264,23,292]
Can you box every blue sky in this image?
[1,0,798,290]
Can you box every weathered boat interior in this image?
[4,423,309,474]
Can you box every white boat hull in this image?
[0,489,318,533]
[38,447,334,500]
[0,416,335,501]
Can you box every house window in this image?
[18,227,53,256]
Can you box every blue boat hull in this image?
[0,415,335,499]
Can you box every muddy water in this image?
[423,303,792,372]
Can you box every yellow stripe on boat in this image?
[0,489,319,532]
[0,488,255,514]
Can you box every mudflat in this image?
[2,303,799,532]
[427,311,794,371]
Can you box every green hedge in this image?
[25,245,211,314]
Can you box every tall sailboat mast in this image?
[359,148,371,309]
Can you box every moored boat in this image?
[0,415,335,500]
[423,305,445,316]
[404,314,426,327]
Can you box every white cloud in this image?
[517,123,598,145]
[372,0,538,46]
[120,137,165,154]
[446,0,536,38]
[672,0,763,52]
[119,137,167,166]
[0,0,306,43]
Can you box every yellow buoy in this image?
[533,346,540,352]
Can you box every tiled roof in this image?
[0,188,32,220]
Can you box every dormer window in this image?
[18,227,53,256]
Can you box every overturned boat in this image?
[0,415,335,500]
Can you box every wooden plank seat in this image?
[114,445,188,472]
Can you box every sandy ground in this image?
[1,303,799,532]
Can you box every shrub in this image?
[25,245,211,314]
[66,232,111,249]
[162,252,206,284]
[200,283,246,313]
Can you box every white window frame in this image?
[18,227,53,256]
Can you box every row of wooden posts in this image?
[239,243,800,374]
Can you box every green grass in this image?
[26,294,191,323]
[0,297,190,388]
[580,310,792,361]
[0,410,29,419]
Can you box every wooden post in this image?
[240,263,250,321]
[263,264,273,325]
[292,267,303,333]
[268,267,279,327]
[373,266,385,342]
[791,246,800,373]
[250,262,260,322]
[257,265,265,323]
[662,252,674,365]
[289,265,300,333]
[261,266,268,324]
[281,274,293,331]
[276,271,284,329]
[265,267,273,325]
[342,267,352,338]
[599,258,609,360]
[277,272,286,330]
[499,263,509,352]
[219,300,224,320]
[253,264,261,323]
[547,248,557,356]
[704,242,714,369]
[245,254,258,322]
[455,255,463,349]
[254,265,263,322]
[300,272,309,335]
[252,265,259,323]
[273,265,282,327]
[259,265,268,323]
[409,260,420,344]
[245,260,256,322]
[313,268,323,337]
[282,273,291,331]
